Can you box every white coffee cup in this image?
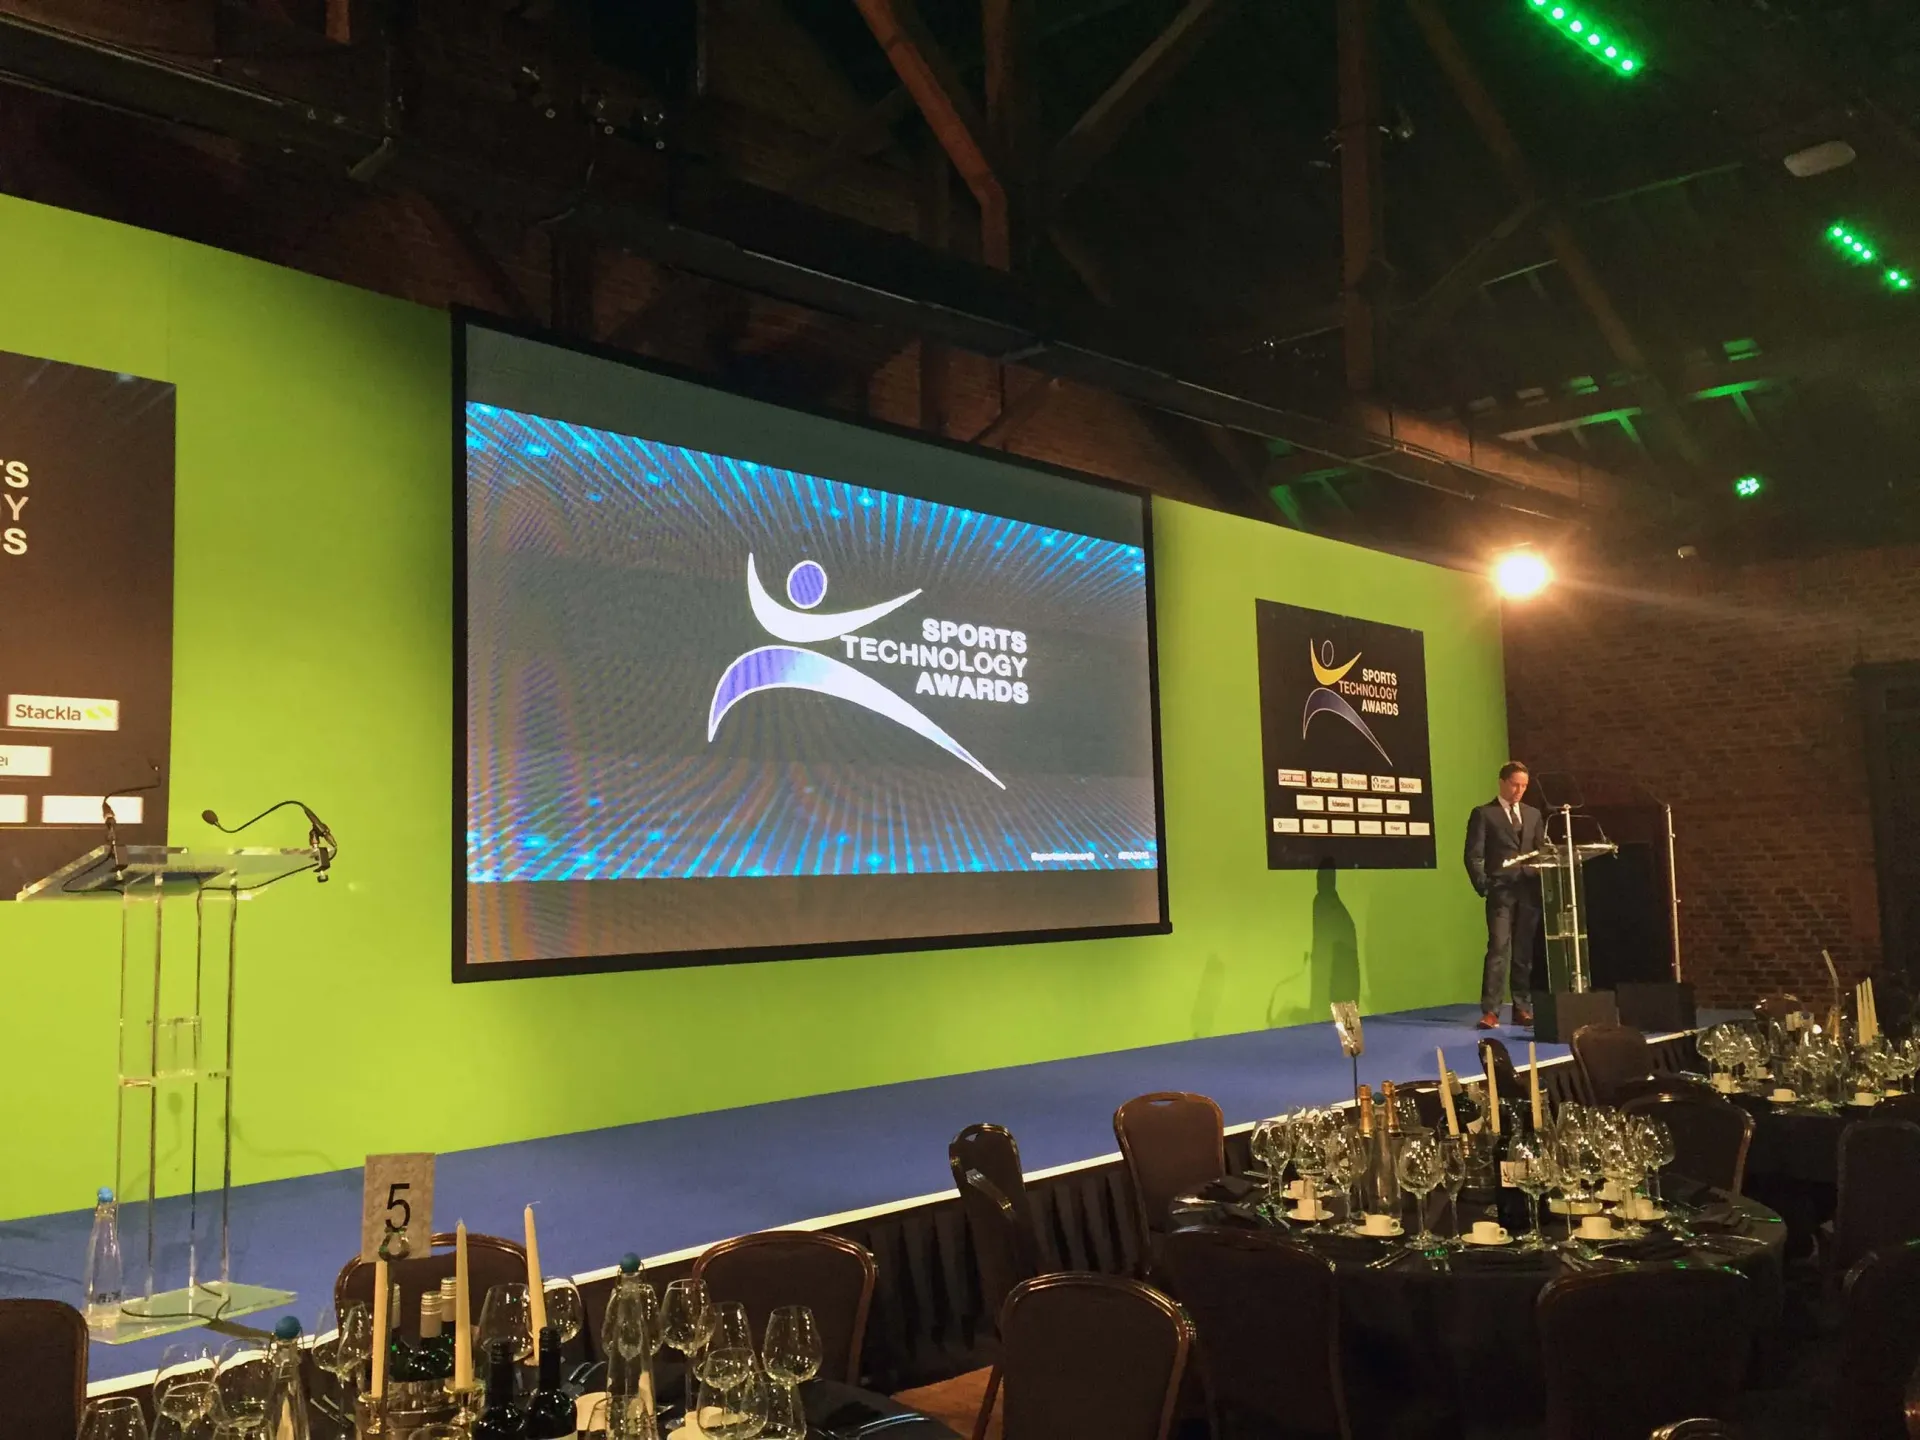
[1292,1199,1326,1221]
[1855,1091,1879,1107]
[1470,1220,1508,1244]
[1360,1212,1399,1236]
[1769,1087,1796,1103]
[1578,1214,1616,1240]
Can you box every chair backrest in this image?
[956,1168,1040,1335]
[1613,1073,1716,1106]
[950,1123,1033,1232]
[1571,1023,1655,1104]
[1836,1243,1920,1440]
[0,1299,87,1440]
[691,1230,876,1385]
[1833,1122,1920,1272]
[1537,1267,1753,1440]
[1620,1092,1754,1195]
[993,1274,1192,1440]
[1650,1423,1742,1440]
[1877,1093,1920,1125]
[335,1231,527,1340]
[1113,1092,1225,1247]
[1161,1227,1350,1439]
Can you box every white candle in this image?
[453,1221,473,1392]
[1529,1042,1544,1131]
[1436,1047,1460,1136]
[525,1204,548,1359]
[371,1257,390,1400]
[1485,1053,1501,1134]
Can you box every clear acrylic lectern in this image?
[1504,807,1618,993]
[20,844,322,1341]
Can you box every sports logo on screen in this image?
[707,555,1006,788]
[1302,641,1391,764]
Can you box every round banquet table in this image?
[1727,1090,1903,1249]
[1171,1182,1788,1440]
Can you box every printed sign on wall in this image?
[0,350,175,897]
[1256,600,1435,870]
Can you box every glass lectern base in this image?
[93,1281,296,1344]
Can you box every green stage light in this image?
[1530,1,1642,72]
[1733,474,1763,498]
[1888,270,1913,292]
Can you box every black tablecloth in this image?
[1171,1182,1787,1440]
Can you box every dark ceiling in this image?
[3,0,1920,562]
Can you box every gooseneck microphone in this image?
[203,800,338,882]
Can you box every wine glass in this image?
[1438,1135,1469,1246]
[660,1279,714,1417]
[1395,1136,1445,1250]
[214,1337,274,1431]
[479,1281,534,1373]
[1596,1126,1647,1237]
[763,1305,822,1386]
[695,1361,769,1439]
[543,1279,587,1353]
[1505,1133,1552,1250]
[702,1303,756,1383]
[761,1376,808,1440]
[1321,1128,1363,1233]
[79,1396,150,1440]
[1249,1118,1288,1201]
[156,1342,216,1431]
[1289,1109,1333,1218]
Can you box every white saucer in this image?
[1288,1206,1332,1222]
[1612,1203,1666,1222]
[1464,1232,1512,1247]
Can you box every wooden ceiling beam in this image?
[1050,0,1242,203]
[852,0,1010,269]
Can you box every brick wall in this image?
[1503,548,1920,1007]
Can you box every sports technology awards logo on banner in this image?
[707,555,1006,789]
[1255,600,1435,871]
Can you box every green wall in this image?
[0,194,1507,1222]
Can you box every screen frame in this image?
[451,310,1171,983]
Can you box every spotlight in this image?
[1492,550,1553,599]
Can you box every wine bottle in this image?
[419,1293,454,1383]
[1370,1082,1403,1218]
[472,1340,526,1440]
[388,1288,421,1386]
[524,1325,574,1439]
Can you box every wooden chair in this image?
[692,1230,876,1385]
[1112,1092,1224,1270]
[1571,1022,1655,1105]
[334,1230,527,1340]
[1537,1267,1753,1440]
[1162,1227,1350,1439]
[0,1298,87,1440]
[977,1274,1191,1440]
[1621,1091,1754,1195]
[1835,1243,1920,1440]
[1831,1122,1920,1273]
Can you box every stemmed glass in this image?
[1630,1114,1674,1213]
[1438,1136,1469,1246]
[703,1303,756,1380]
[764,1304,822,1387]
[1289,1109,1333,1220]
[156,1342,217,1432]
[79,1396,151,1440]
[1596,1125,1647,1237]
[214,1337,274,1433]
[694,1360,769,1438]
[1509,1134,1555,1249]
[761,1378,808,1440]
[1394,1136,1445,1251]
[1322,1128,1364,1232]
[543,1279,587,1354]
[1250,1118,1289,1203]
[479,1281,535,1382]
[660,1279,715,1419]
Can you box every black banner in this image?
[0,350,175,897]
[1256,600,1435,870]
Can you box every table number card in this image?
[362,1153,435,1262]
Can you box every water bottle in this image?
[81,1186,122,1329]
[603,1254,660,1440]
[265,1315,312,1440]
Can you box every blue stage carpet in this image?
[4,1004,1595,1383]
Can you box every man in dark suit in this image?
[1464,761,1545,1029]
